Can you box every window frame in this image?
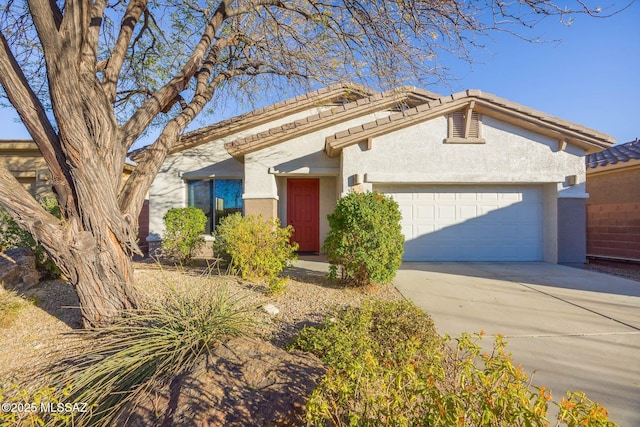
[186,178,244,234]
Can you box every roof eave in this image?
[325,94,616,157]
[224,87,436,158]
[587,157,640,175]
[128,82,376,161]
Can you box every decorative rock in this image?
[0,247,39,291]
[262,303,280,316]
[121,337,326,426]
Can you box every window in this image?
[445,109,485,144]
[187,179,243,233]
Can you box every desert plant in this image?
[322,191,404,287]
[52,283,254,426]
[213,213,298,290]
[0,195,62,278]
[290,300,617,427]
[162,206,207,264]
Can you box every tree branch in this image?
[0,164,65,255]
[119,0,231,151]
[82,0,108,69]
[119,68,245,217]
[225,0,284,18]
[27,0,62,58]
[0,30,75,212]
[103,0,148,104]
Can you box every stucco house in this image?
[585,139,640,262]
[134,83,615,263]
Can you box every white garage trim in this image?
[376,184,544,261]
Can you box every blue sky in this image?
[1,2,638,146]
[429,2,640,145]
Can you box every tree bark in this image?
[61,222,140,326]
[0,165,140,327]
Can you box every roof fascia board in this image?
[0,141,40,152]
[225,87,421,159]
[326,95,614,157]
[472,102,612,153]
[129,83,374,160]
[587,159,640,176]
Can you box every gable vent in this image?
[446,109,484,144]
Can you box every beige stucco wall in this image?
[342,116,585,193]
[243,112,387,198]
[340,115,588,264]
[244,198,278,219]
[147,106,332,240]
[0,141,52,196]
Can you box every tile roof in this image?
[325,90,616,157]
[225,86,440,158]
[586,139,640,169]
[128,82,374,161]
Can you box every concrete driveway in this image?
[394,262,640,426]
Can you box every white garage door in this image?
[376,185,543,261]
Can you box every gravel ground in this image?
[5,258,636,390]
[584,260,640,282]
[0,261,404,388]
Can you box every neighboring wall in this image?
[586,166,640,261]
[0,140,51,196]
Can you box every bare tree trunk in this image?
[62,227,139,326]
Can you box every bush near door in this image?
[323,191,404,287]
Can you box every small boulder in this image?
[0,247,39,291]
[262,303,280,316]
[121,337,326,426]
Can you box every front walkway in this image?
[394,262,640,426]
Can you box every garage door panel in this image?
[459,205,478,219]
[415,192,435,201]
[377,184,543,261]
[416,205,435,219]
[458,192,477,200]
[399,205,413,221]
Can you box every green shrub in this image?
[289,299,444,426]
[322,191,404,287]
[0,195,62,278]
[289,300,617,427]
[213,213,298,289]
[53,283,254,426]
[162,206,207,264]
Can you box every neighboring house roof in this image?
[586,138,640,171]
[1,139,137,174]
[225,86,440,159]
[325,90,616,157]
[0,140,41,154]
[129,82,375,161]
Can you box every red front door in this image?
[287,178,320,253]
